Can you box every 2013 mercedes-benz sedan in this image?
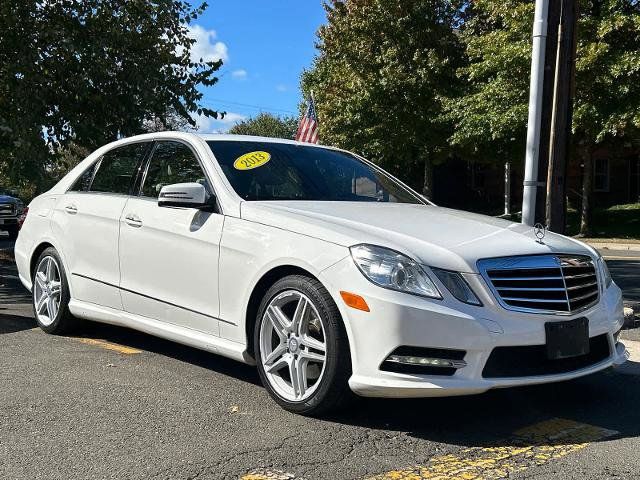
[15,132,628,415]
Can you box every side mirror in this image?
[158,183,215,210]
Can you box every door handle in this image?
[124,214,142,227]
[64,204,78,214]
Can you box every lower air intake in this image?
[482,334,610,378]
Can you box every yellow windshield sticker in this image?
[233,151,271,170]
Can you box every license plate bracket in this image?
[545,317,590,360]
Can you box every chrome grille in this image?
[0,203,15,216]
[478,255,599,314]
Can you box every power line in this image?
[201,98,298,116]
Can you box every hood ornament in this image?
[534,223,546,244]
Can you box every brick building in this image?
[433,142,640,213]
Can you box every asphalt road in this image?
[2,238,640,480]
[604,250,640,304]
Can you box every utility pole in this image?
[522,0,551,226]
[535,0,562,224]
[546,0,578,233]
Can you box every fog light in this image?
[386,355,467,369]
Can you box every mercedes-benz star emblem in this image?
[534,223,546,244]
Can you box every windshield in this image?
[207,141,423,203]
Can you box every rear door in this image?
[118,140,224,335]
[51,142,151,309]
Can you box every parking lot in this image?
[1,237,640,480]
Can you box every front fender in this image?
[217,216,349,345]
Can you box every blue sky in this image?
[186,1,327,132]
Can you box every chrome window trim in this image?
[477,254,600,316]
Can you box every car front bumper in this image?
[319,257,628,398]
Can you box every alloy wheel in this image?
[33,256,62,326]
[259,290,327,402]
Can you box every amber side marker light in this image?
[340,291,370,312]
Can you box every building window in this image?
[594,158,610,192]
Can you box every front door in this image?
[118,140,224,335]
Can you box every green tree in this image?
[448,0,640,233]
[446,2,532,166]
[0,0,222,192]
[228,113,298,139]
[301,0,464,198]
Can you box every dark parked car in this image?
[0,189,26,240]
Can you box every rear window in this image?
[69,163,97,192]
[207,141,421,203]
[89,142,149,195]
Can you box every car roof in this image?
[93,132,345,157]
[196,133,334,149]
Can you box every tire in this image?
[254,274,353,416]
[32,247,78,334]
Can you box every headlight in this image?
[596,253,613,289]
[350,244,441,299]
[431,268,482,306]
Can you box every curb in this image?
[585,242,640,252]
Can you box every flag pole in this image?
[310,90,318,144]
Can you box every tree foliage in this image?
[446,1,533,163]
[228,113,298,139]
[301,0,465,197]
[574,0,640,142]
[448,0,640,233]
[304,0,640,219]
[448,0,640,158]
[0,0,221,193]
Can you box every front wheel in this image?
[32,247,77,334]
[254,275,352,416]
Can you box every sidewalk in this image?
[581,237,640,252]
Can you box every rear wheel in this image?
[32,247,77,334]
[254,275,352,416]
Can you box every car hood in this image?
[240,201,594,273]
[0,195,18,204]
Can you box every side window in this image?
[89,143,148,195]
[69,163,97,192]
[141,141,208,198]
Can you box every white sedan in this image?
[15,132,627,415]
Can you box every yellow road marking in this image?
[369,418,617,480]
[74,337,142,355]
[241,469,299,480]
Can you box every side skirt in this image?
[68,299,255,365]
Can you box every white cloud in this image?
[218,112,246,124]
[231,69,247,80]
[187,25,229,64]
[192,111,245,133]
[276,84,288,92]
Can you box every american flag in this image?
[295,95,319,144]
